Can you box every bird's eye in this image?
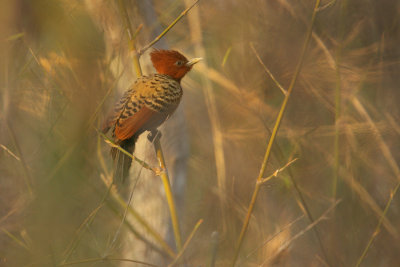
[175,60,184,66]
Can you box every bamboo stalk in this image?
[153,134,182,251]
[231,1,322,265]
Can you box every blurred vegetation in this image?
[1,0,400,266]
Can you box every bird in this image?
[102,49,202,182]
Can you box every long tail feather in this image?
[112,135,138,184]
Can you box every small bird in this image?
[103,50,202,182]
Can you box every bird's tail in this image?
[111,134,139,184]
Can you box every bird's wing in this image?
[114,106,155,140]
[107,74,182,140]
[112,75,158,140]
[102,87,135,133]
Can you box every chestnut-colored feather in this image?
[114,106,156,140]
[103,50,200,183]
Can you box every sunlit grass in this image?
[1,0,400,266]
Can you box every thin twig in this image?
[352,96,400,266]
[196,48,331,267]
[311,136,397,235]
[231,1,322,265]
[138,0,200,55]
[259,158,298,184]
[355,182,400,267]
[4,119,33,196]
[99,131,157,173]
[352,97,400,181]
[117,0,142,76]
[132,24,144,40]
[317,0,337,12]
[168,219,203,267]
[105,194,170,258]
[221,46,232,67]
[249,42,287,95]
[107,164,144,255]
[62,204,105,263]
[332,0,345,200]
[0,143,20,161]
[260,200,341,266]
[1,228,30,251]
[244,215,304,260]
[47,69,124,182]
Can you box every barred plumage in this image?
[102,50,201,182]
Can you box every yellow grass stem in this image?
[117,0,142,76]
[355,182,400,267]
[96,134,176,258]
[138,0,200,55]
[333,0,346,199]
[259,158,298,185]
[117,0,201,255]
[47,69,123,182]
[352,97,400,181]
[62,204,105,263]
[244,215,305,259]
[99,131,157,173]
[221,46,232,67]
[1,228,30,251]
[196,52,331,266]
[250,43,287,95]
[153,135,182,251]
[5,119,33,196]
[260,200,340,266]
[168,219,203,267]
[312,138,397,235]
[63,172,173,263]
[352,96,400,265]
[332,61,341,199]
[231,1,321,265]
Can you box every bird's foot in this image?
[147,130,162,143]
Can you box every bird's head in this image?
[150,50,202,82]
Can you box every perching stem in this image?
[151,131,183,251]
[116,0,202,255]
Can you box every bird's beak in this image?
[186,57,203,67]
